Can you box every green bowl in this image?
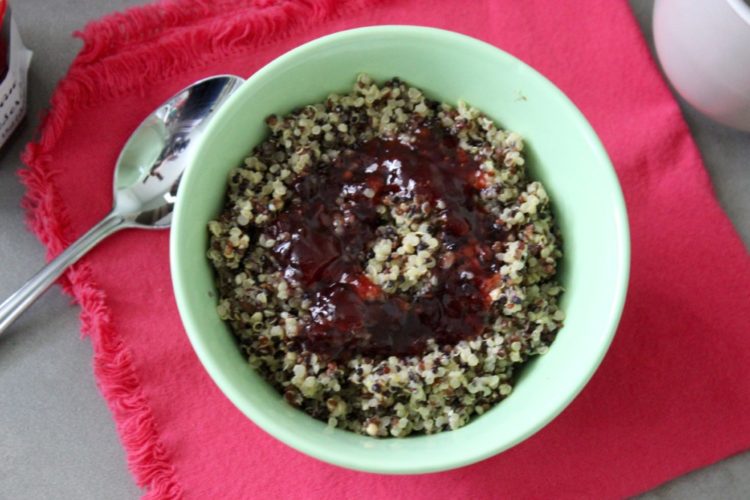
[171,26,630,474]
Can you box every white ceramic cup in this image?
[653,0,750,132]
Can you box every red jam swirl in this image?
[264,123,508,360]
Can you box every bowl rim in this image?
[171,24,631,474]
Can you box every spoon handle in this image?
[0,212,126,335]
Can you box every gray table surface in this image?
[0,1,747,498]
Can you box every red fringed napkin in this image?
[21,0,750,498]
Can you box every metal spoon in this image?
[0,74,244,335]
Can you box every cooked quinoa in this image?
[207,74,564,437]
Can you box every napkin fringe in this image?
[81,283,183,500]
[19,0,381,498]
[58,0,382,110]
[19,149,183,499]
[20,163,184,500]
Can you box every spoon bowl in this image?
[0,74,244,335]
[114,76,244,227]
